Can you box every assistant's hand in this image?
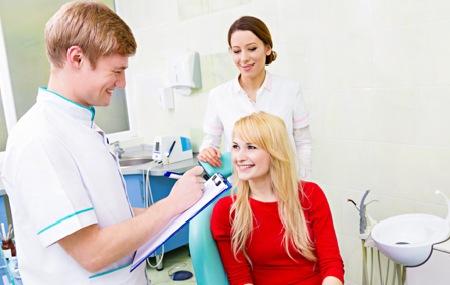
[168,166,205,214]
[197,147,222,167]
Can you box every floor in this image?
[146,245,197,285]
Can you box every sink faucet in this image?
[111,141,125,159]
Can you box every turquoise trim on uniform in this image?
[37,207,95,235]
[40,87,96,120]
[89,263,131,279]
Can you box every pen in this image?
[164,171,183,179]
[166,140,176,158]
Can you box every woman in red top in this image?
[211,112,344,285]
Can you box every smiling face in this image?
[76,53,128,107]
[232,135,271,184]
[230,30,272,81]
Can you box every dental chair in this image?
[190,153,232,285]
[189,189,230,285]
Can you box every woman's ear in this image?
[265,44,272,56]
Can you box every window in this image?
[0,0,133,152]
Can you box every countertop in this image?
[120,157,198,176]
[118,144,198,176]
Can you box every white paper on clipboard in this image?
[130,173,231,272]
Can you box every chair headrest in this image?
[198,152,232,179]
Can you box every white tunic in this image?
[200,72,312,179]
[1,88,147,284]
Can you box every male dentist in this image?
[1,1,205,284]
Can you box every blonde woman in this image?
[211,112,344,285]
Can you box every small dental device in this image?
[152,136,193,164]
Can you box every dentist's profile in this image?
[1,1,204,284]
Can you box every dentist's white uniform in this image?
[1,88,148,284]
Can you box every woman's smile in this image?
[240,63,255,72]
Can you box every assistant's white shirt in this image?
[200,72,312,179]
[1,88,147,285]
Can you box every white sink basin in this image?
[371,213,450,266]
[371,191,450,267]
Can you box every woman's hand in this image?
[198,147,222,167]
[322,276,343,285]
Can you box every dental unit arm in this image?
[348,189,378,240]
[359,190,377,239]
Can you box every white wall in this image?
[116,0,450,283]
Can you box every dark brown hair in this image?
[227,16,277,65]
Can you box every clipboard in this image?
[131,172,231,272]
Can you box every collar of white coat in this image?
[38,87,96,122]
[232,70,273,95]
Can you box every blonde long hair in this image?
[230,112,316,262]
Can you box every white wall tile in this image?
[178,0,209,20]
[320,88,376,141]
[372,25,433,87]
[115,0,450,282]
[426,20,450,85]
[303,89,328,139]
[313,139,374,190]
[414,86,450,147]
[371,0,412,29]
[116,0,179,29]
[338,235,365,285]
[373,144,450,203]
[267,41,308,86]
[306,33,372,89]
[367,88,415,144]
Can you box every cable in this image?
[377,249,383,285]
[385,258,390,285]
[362,240,368,285]
[144,161,166,269]
[393,263,403,285]
[370,247,374,285]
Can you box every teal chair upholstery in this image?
[189,190,230,285]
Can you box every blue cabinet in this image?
[124,174,146,208]
[124,174,189,256]
[0,196,10,231]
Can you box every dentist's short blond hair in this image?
[45,0,137,69]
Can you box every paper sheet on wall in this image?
[131,173,231,272]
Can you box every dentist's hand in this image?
[198,147,222,167]
[168,166,205,214]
